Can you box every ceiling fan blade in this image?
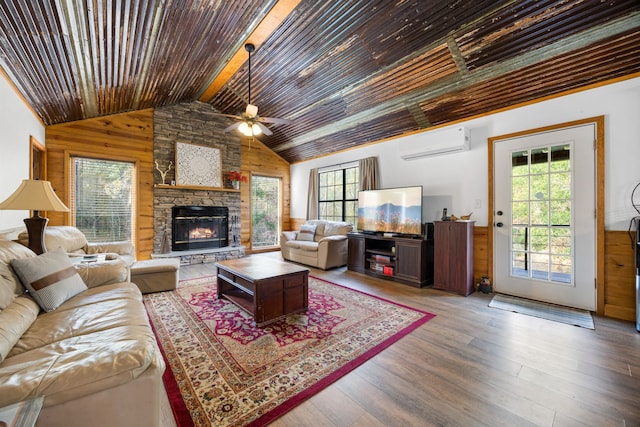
[224,122,242,133]
[259,116,292,125]
[255,122,272,136]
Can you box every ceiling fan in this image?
[219,43,291,137]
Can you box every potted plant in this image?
[225,170,248,190]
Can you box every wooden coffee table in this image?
[215,257,309,327]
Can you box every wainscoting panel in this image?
[604,230,636,321]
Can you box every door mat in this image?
[489,294,594,329]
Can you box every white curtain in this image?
[306,168,319,220]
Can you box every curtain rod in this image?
[318,159,359,173]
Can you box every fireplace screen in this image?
[172,206,228,251]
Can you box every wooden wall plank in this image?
[241,137,291,253]
[46,109,155,260]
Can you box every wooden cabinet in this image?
[347,233,433,287]
[347,233,365,271]
[433,221,475,296]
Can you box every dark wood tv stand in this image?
[347,233,434,287]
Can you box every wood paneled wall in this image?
[45,109,155,260]
[604,230,636,321]
[241,137,291,253]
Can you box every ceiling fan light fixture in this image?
[238,122,251,136]
[251,123,262,136]
[245,104,258,117]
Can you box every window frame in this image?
[317,163,359,224]
[251,174,283,250]
[67,152,138,244]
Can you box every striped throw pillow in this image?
[11,247,87,312]
[297,224,317,241]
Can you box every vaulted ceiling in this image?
[1,0,639,163]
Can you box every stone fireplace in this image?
[152,101,244,264]
[172,206,228,251]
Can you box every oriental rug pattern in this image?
[144,275,435,427]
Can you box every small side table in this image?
[0,396,45,427]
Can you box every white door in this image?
[493,124,596,310]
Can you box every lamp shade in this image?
[0,179,69,212]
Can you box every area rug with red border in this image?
[143,275,435,427]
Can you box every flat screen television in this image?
[357,186,423,236]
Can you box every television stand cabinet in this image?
[347,233,434,287]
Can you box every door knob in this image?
[496,222,504,227]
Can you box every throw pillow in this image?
[297,223,317,241]
[10,247,87,312]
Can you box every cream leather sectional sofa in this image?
[0,237,165,427]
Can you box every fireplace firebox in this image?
[172,206,228,251]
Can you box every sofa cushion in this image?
[19,226,89,254]
[0,239,35,310]
[0,296,40,363]
[297,223,317,241]
[1,283,158,408]
[322,221,352,237]
[284,240,319,252]
[11,248,88,312]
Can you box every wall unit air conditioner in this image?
[399,126,469,160]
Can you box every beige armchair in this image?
[281,220,353,269]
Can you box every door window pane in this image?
[510,144,573,284]
[251,176,281,248]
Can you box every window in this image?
[70,157,136,242]
[251,175,281,248]
[318,165,359,224]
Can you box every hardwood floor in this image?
[161,252,640,427]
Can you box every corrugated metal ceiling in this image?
[0,0,638,163]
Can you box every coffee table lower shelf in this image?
[218,284,255,314]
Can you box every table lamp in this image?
[0,179,69,254]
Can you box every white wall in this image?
[291,77,640,230]
[0,72,46,230]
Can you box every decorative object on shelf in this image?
[225,170,248,190]
[460,212,473,220]
[0,179,69,254]
[175,142,221,187]
[155,160,173,185]
[154,160,173,185]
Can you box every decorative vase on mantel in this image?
[225,170,247,190]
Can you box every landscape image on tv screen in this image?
[357,186,422,235]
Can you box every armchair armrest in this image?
[317,235,347,244]
[74,257,130,288]
[281,231,298,243]
[87,241,134,256]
